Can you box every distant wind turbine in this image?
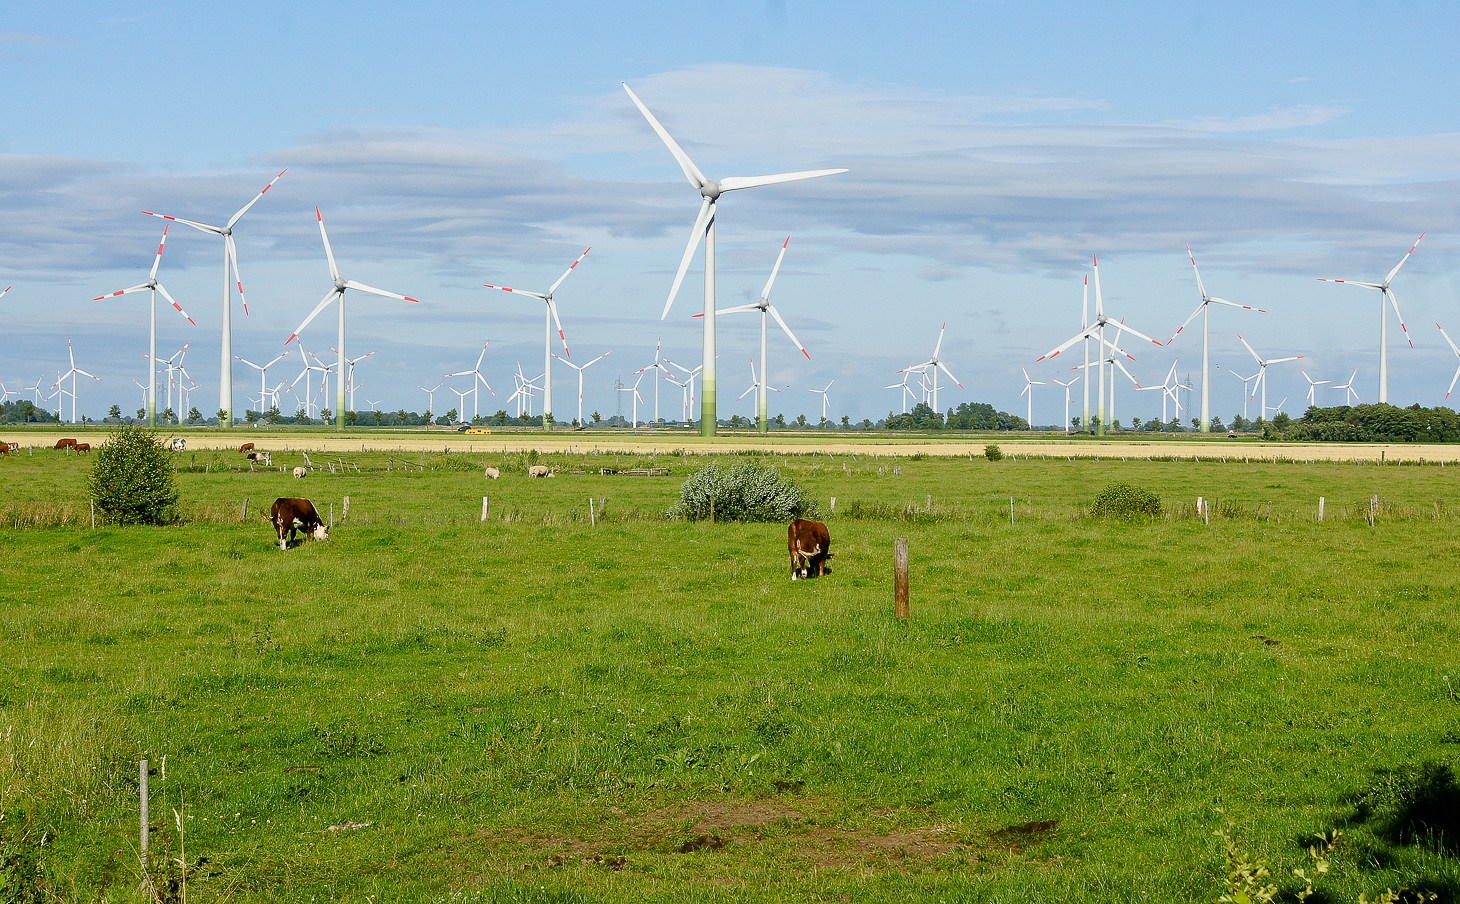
[1318,233,1423,403]
[484,247,589,430]
[1168,244,1264,433]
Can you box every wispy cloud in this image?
[1172,104,1349,133]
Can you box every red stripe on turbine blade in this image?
[802,349,811,359]
[404,297,419,303]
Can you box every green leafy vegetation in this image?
[85,425,181,525]
[1089,481,1161,519]
[669,460,819,521]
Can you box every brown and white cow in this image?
[246,451,272,466]
[271,497,329,551]
[239,442,255,453]
[788,519,834,580]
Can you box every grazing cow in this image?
[292,466,307,478]
[528,465,554,478]
[271,497,329,551]
[239,442,255,453]
[73,442,91,453]
[54,438,77,450]
[788,519,834,581]
[1,442,15,456]
[169,438,186,452]
[246,451,272,466]
[485,467,500,480]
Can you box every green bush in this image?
[86,426,181,525]
[984,444,1003,461]
[669,462,819,522]
[1089,482,1160,520]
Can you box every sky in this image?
[4,1,1460,427]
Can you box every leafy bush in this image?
[984,444,1003,461]
[86,426,181,525]
[1089,482,1160,520]
[669,462,819,522]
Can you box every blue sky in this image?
[4,1,1459,425]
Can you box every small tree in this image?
[670,462,819,522]
[107,404,122,422]
[87,426,181,525]
[1089,482,1160,521]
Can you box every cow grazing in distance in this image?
[73,443,91,453]
[271,497,329,550]
[485,467,500,480]
[54,438,77,450]
[788,519,834,581]
[292,466,307,478]
[528,465,554,478]
[246,451,272,466]
[239,442,255,453]
[1,442,15,456]
[169,438,186,452]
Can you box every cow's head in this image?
[313,522,330,542]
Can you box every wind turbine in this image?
[1318,233,1424,403]
[662,356,705,426]
[703,237,809,434]
[884,369,918,414]
[632,338,674,426]
[285,208,420,430]
[445,344,497,421]
[809,379,833,426]
[54,339,101,424]
[1168,244,1265,433]
[155,343,190,422]
[1332,370,1362,406]
[484,248,588,430]
[1300,370,1331,407]
[290,351,330,420]
[1436,324,1460,400]
[1051,378,1077,433]
[234,349,291,415]
[901,324,964,414]
[448,386,473,424]
[144,169,285,426]
[418,383,442,422]
[737,360,781,415]
[1230,369,1258,421]
[93,226,195,428]
[554,351,609,428]
[1237,334,1302,422]
[618,372,645,427]
[1072,323,1143,431]
[623,82,846,438]
[1038,255,1162,435]
[1019,368,1046,429]
[331,346,377,413]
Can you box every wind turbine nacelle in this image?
[700,181,722,200]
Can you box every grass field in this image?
[4,433,1460,902]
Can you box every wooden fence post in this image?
[90,499,96,529]
[1318,497,1325,522]
[589,497,596,527]
[830,496,836,515]
[1370,495,1377,527]
[894,538,910,621]
[329,503,334,529]
[1009,497,1015,526]
[343,496,350,520]
[481,496,490,521]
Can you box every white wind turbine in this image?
[623,82,846,438]
[1038,255,1162,435]
[810,379,833,426]
[1436,324,1460,400]
[662,356,705,426]
[156,343,190,422]
[418,383,443,421]
[901,324,964,414]
[20,376,45,407]
[448,386,473,424]
[331,346,377,413]
[554,351,609,428]
[1168,244,1265,433]
[1318,233,1424,403]
[1071,323,1143,431]
[1231,369,1258,421]
[483,247,588,430]
[1300,370,1331,408]
[737,360,782,415]
[1332,370,1362,406]
[1237,334,1302,422]
[632,338,674,426]
[234,349,291,415]
[1052,377,1077,433]
[446,344,497,421]
[285,208,420,430]
[884,368,918,414]
[93,226,195,428]
[703,237,809,434]
[144,169,285,426]
[54,339,101,424]
[1019,367,1046,429]
[618,372,645,428]
[290,351,330,420]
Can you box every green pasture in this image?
[3,440,1460,902]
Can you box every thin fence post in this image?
[241,498,248,523]
[329,503,334,528]
[481,496,490,521]
[1196,496,1204,520]
[343,496,350,520]
[139,760,149,875]
[1318,497,1325,522]
[1370,495,1377,527]
[1010,497,1015,526]
[90,499,96,529]
[830,496,836,515]
[1205,500,1211,526]
[894,538,910,621]
[588,497,596,527]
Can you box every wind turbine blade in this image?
[226,234,249,315]
[1112,358,1140,387]
[341,280,420,303]
[317,208,340,283]
[1439,323,1460,357]
[149,227,169,280]
[94,284,152,300]
[714,303,762,315]
[484,284,548,300]
[1167,301,1206,345]
[759,236,790,304]
[1186,243,1208,302]
[1386,289,1414,348]
[546,247,591,296]
[767,305,809,359]
[547,298,569,357]
[933,322,947,358]
[1236,334,1262,364]
[663,197,714,320]
[1268,355,1304,365]
[155,284,196,325]
[718,169,848,191]
[142,212,222,236]
[1037,326,1099,361]
[1383,233,1425,286]
[622,83,710,189]
[937,361,963,389]
[1448,365,1460,400]
[226,169,287,231]
[286,289,342,345]
[1206,296,1265,313]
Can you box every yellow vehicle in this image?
[463,427,491,434]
